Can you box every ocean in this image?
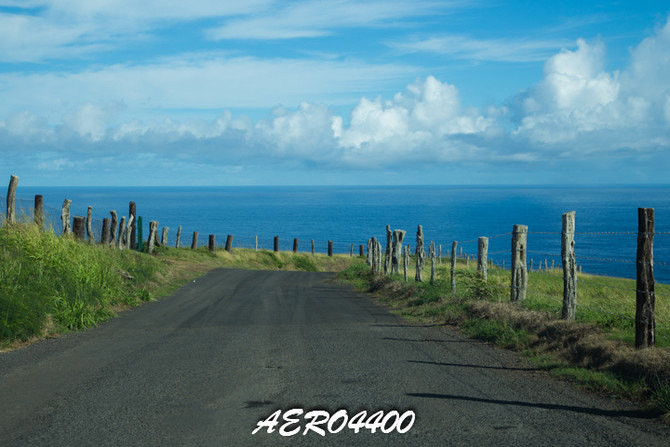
[11,185,670,283]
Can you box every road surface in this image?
[1,268,668,445]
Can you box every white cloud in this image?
[514,18,670,149]
[390,35,571,63]
[206,0,447,40]
[0,55,419,119]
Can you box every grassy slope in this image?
[338,259,670,419]
[0,223,358,351]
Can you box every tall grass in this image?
[0,223,163,340]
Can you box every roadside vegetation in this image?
[0,221,356,351]
[339,259,670,420]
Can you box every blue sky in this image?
[0,0,669,185]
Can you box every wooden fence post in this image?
[255,235,258,251]
[561,211,577,321]
[451,241,457,291]
[477,236,489,282]
[209,234,216,253]
[110,210,118,244]
[6,174,18,224]
[430,241,436,285]
[175,225,182,248]
[225,235,233,252]
[86,206,93,243]
[391,229,406,274]
[61,199,72,235]
[161,226,169,246]
[350,243,354,257]
[328,240,333,257]
[72,216,85,240]
[148,221,158,253]
[359,244,364,257]
[636,207,655,348]
[34,194,43,229]
[371,237,378,274]
[311,239,315,255]
[438,244,442,265]
[510,224,528,303]
[117,216,126,249]
[415,225,424,282]
[101,218,111,244]
[366,239,372,266]
[384,225,392,274]
[129,201,137,249]
[403,245,409,281]
[376,240,382,272]
[191,231,198,249]
[137,216,143,251]
[274,236,279,252]
[293,238,299,253]
[125,215,134,250]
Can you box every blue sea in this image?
[11,185,670,283]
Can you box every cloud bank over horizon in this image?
[0,2,668,185]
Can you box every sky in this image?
[0,0,669,186]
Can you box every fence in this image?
[2,175,369,258]
[361,209,668,350]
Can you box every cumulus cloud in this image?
[514,17,670,151]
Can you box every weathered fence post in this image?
[209,234,216,254]
[137,216,143,251]
[61,199,72,235]
[274,236,279,252]
[129,201,137,249]
[551,259,555,270]
[359,244,364,257]
[6,175,18,224]
[376,240,382,272]
[72,216,85,240]
[148,221,158,253]
[636,207,655,348]
[430,241,436,285]
[86,206,93,243]
[370,237,377,274]
[530,258,533,271]
[415,225,424,282]
[451,241,457,291]
[117,216,126,249]
[125,215,134,249]
[384,225,392,275]
[255,235,258,251]
[101,218,111,245]
[403,245,409,281]
[311,239,315,255]
[510,224,528,303]
[175,225,182,248]
[561,211,577,321]
[438,244,442,264]
[350,243,354,257]
[110,210,118,244]
[225,235,233,252]
[391,229,406,274]
[191,231,198,249]
[328,240,333,257]
[34,194,43,229]
[477,237,489,282]
[161,226,169,246]
[293,238,299,253]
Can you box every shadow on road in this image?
[382,337,478,343]
[407,359,540,371]
[405,393,660,419]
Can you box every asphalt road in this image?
[1,268,668,446]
